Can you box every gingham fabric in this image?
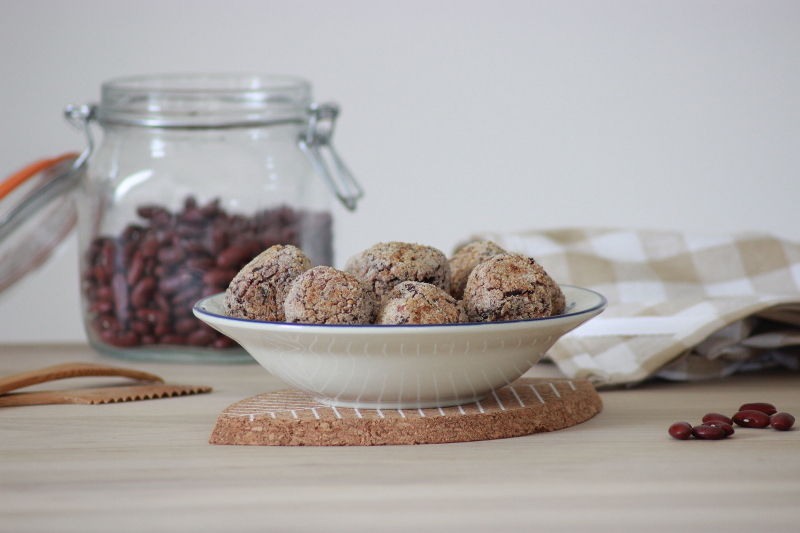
[470,228,800,388]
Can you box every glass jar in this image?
[65,74,362,363]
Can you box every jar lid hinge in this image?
[64,104,97,167]
[298,103,363,211]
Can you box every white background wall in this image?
[1,0,798,344]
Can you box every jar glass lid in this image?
[0,153,82,294]
[97,73,313,128]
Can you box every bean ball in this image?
[344,242,451,302]
[448,240,507,300]
[284,266,379,325]
[224,244,311,322]
[463,253,559,322]
[377,281,467,325]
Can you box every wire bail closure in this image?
[298,103,363,211]
[63,104,97,169]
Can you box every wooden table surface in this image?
[1,343,798,533]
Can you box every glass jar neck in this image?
[96,74,312,129]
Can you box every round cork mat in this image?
[210,378,602,446]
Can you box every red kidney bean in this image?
[210,227,228,254]
[92,314,120,333]
[668,422,693,440]
[153,292,171,313]
[99,330,140,348]
[153,323,173,337]
[180,207,206,224]
[90,300,114,314]
[136,205,159,219]
[151,209,172,227]
[201,286,221,298]
[140,237,160,258]
[158,272,194,295]
[187,329,215,346]
[171,303,194,318]
[99,240,116,280]
[130,276,157,309]
[158,229,175,246]
[703,420,734,437]
[770,413,795,431]
[121,240,138,267]
[92,265,107,284]
[153,264,169,278]
[186,256,215,270]
[216,244,252,269]
[202,269,238,288]
[157,246,186,265]
[175,223,205,238]
[212,336,236,349]
[172,285,202,303]
[182,241,206,255]
[111,273,130,325]
[83,197,332,352]
[121,224,144,242]
[738,402,777,416]
[692,424,726,440]
[159,334,186,345]
[702,413,733,426]
[136,308,171,326]
[129,320,151,335]
[126,251,145,285]
[175,317,199,335]
[198,321,215,332]
[732,410,772,428]
[95,285,113,301]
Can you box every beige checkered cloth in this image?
[471,228,800,388]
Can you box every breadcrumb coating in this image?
[223,245,311,321]
[463,253,556,322]
[448,240,507,299]
[284,266,379,324]
[344,242,451,302]
[377,281,467,325]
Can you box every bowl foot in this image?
[311,394,488,410]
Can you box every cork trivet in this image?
[209,378,602,446]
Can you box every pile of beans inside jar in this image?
[83,197,332,350]
[669,402,795,440]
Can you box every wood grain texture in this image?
[210,378,601,445]
[1,344,799,533]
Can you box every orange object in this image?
[0,153,79,202]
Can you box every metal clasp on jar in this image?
[64,104,97,168]
[298,103,364,211]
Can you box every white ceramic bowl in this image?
[193,285,606,409]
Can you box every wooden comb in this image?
[0,362,212,407]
